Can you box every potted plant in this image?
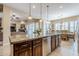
[33,29,42,36]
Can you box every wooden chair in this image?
[67,32,75,41]
[61,30,68,41]
[61,34,68,41]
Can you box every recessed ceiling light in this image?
[33,5,36,8]
[59,6,63,9]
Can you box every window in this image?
[55,23,61,30]
[43,21,50,34]
[61,23,65,30]
[75,20,78,32]
[27,23,35,36]
[69,21,75,32]
[61,22,68,30]
[64,22,68,30]
[54,19,79,32]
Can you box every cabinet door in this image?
[0,32,3,41]
[13,41,32,56]
[33,43,42,56]
[18,47,32,56]
[51,35,56,51]
[56,35,59,48]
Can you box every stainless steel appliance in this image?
[42,37,51,56]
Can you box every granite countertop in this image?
[10,33,61,44]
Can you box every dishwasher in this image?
[42,37,51,56]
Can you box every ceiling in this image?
[5,3,79,21]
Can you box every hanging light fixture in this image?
[47,5,48,20]
[39,3,42,22]
[28,3,32,19]
[46,5,50,24]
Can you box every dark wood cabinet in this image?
[13,38,42,56]
[0,32,3,41]
[51,35,56,51]
[51,35,60,52]
[13,41,32,56]
[18,47,32,56]
[33,43,42,56]
[0,18,2,27]
[14,47,32,56]
[33,38,42,56]
[0,17,3,43]
[55,35,59,48]
[0,4,3,12]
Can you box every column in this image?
[2,5,12,56]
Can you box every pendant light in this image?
[28,3,32,19]
[39,3,42,22]
[47,5,48,20]
[46,5,50,24]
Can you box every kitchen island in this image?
[10,33,61,56]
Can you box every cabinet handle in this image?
[21,44,28,47]
[33,44,41,48]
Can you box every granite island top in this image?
[10,33,61,44]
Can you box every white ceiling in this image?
[5,3,79,21]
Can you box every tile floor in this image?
[0,41,2,46]
[49,39,78,56]
[0,46,3,56]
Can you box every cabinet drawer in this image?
[51,35,56,51]
[33,38,42,45]
[14,47,32,56]
[33,42,42,56]
[14,41,32,51]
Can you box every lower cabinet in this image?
[15,47,32,56]
[33,38,42,56]
[13,41,32,56]
[51,35,56,51]
[33,43,42,56]
[0,32,3,41]
[51,35,60,52]
[13,38,42,56]
[56,35,59,48]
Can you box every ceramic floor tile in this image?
[49,39,78,56]
[0,46,3,56]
